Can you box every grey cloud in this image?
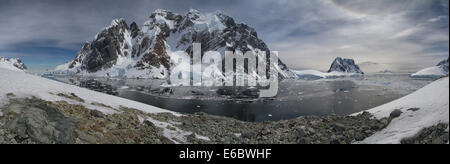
[0,0,448,72]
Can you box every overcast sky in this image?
[0,0,448,72]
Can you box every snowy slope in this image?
[354,77,449,144]
[411,58,449,78]
[0,57,27,72]
[0,68,174,115]
[411,66,448,78]
[0,67,222,143]
[0,61,21,72]
[54,61,72,71]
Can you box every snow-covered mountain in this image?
[411,58,449,78]
[294,57,364,80]
[56,9,296,80]
[328,57,364,74]
[0,56,27,72]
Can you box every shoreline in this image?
[1,96,447,144]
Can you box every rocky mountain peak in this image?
[111,18,127,27]
[151,9,180,21]
[129,22,140,38]
[0,56,27,71]
[216,12,236,27]
[153,9,173,15]
[103,18,129,35]
[186,9,201,19]
[437,57,449,73]
[56,9,296,79]
[188,8,201,14]
[328,57,364,74]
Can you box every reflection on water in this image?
[42,74,432,122]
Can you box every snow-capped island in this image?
[295,57,364,80]
[54,9,296,80]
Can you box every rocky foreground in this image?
[1,93,447,144]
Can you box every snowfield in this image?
[0,68,175,115]
[355,77,449,144]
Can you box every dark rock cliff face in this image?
[328,57,364,74]
[12,59,27,71]
[437,57,449,73]
[69,19,131,73]
[62,9,295,79]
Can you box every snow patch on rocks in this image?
[0,56,27,72]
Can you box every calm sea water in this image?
[43,74,432,122]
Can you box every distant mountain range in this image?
[55,9,296,80]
